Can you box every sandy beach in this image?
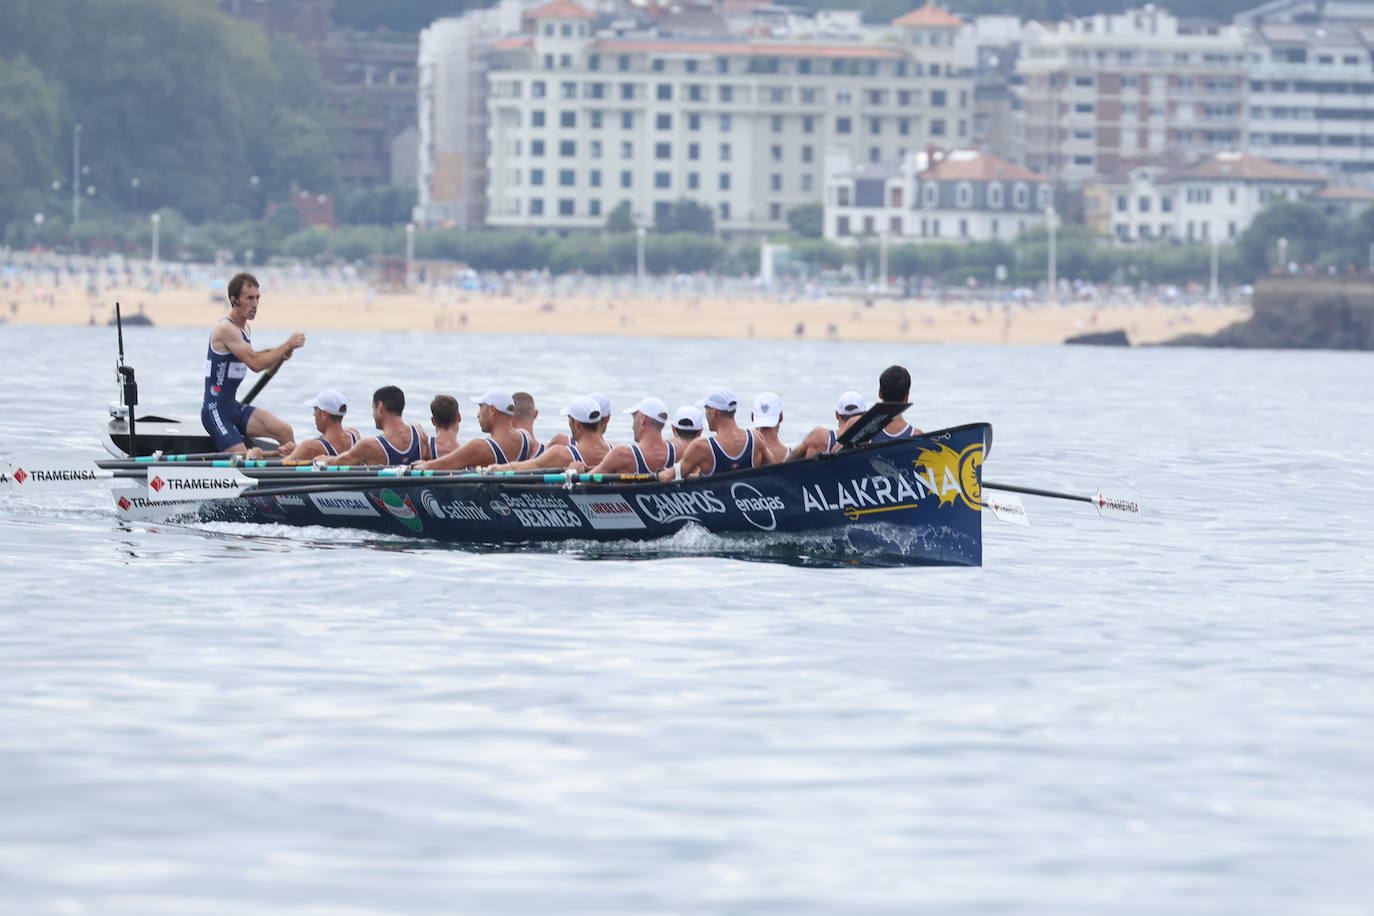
[3,281,1248,346]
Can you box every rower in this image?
[276,389,361,462]
[658,387,761,481]
[546,391,612,450]
[416,390,528,470]
[512,391,544,458]
[429,394,461,458]
[316,385,430,467]
[750,392,787,465]
[787,390,868,461]
[494,395,610,471]
[587,397,676,474]
[201,272,305,455]
[871,365,924,441]
[669,406,704,455]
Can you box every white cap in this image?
[624,397,670,424]
[752,392,783,428]
[671,406,704,432]
[695,387,738,412]
[559,395,603,424]
[588,392,611,419]
[303,389,347,417]
[469,389,515,415]
[835,390,868,417]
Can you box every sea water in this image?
[1,322,1371,914]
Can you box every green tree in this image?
[605,201,634,233]
[0,56,64,227]
[786,203,824,239]
[1237,201,1330,277]
[656,198,714,234]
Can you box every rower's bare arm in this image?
[420,439,488,471]
[496,446,569,472]
[281,438,326,462]
[590,445,635,475]
[787,427,827,462]
[659,439,708,481]
[546,432,570,449]
[322,438,383,467]
[219,326,306,373]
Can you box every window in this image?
[1116,195,1128,213]
[923,183,937,207]
[989,183,1003,208]
[590,111,603,129]
[559,140,576,157]
[559,170,575,186]
[931,90,946,107]
[531,168,545,186]
[655,142,671,159]
[720,85,733,102]
[719,173,731,190]
[531,140,545,157]
[1161,196,1173,213]
[688,84,704,101]
[801,145,813,163]
[532,110,546,127]
[561,81,576,99]
[899,118,910,136]
[719,202,730,220]
[656,113,672,130]
[560,111,576,128]
[1074,76,1093,87]
[655,171,670,189]
[801,89,817,104]
[836,117,852,134]
[801,174,813,192]
[1138,196,1151,213]
[532,81,546,98]
[770,203,782,220]
[559,199,574,216]
[621,141,633,159]
[618,55,630,72]
[869,118,881,135]
[652,58,665,72]
[770,145,782,162]
[657,83,672,100]
[529,198,544,215]
[956,183,972,208]
[959,218,968,237]
[589,55,600,72]
[688,113,701,131]
[837,216,850,236]
[688,142,700,160]
[620,170,632,188]
[590,199,602,217]
[869,147,880,163]
[931,119,946,137]
[720,113,732,132]
[771,115,783,133]
[590,170,602,188]
[620,83,634,101]
[687,172,699,190]
[621,112,633,129]
[590,140,602,159]
[719,143,731,162]
[770,174,782,191]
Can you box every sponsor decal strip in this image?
[842,502,919,520]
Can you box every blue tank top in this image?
[871,423,916,443]
[376,425,422,465]
[484,431,530,465]
[630,441,676,474]
[317,430,359,457]
[567,443,584,464]
[203,318,249,407]
[707,431,753,476]
[827,429,838,452]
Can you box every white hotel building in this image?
[482,1,977,234]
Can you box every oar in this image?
[240,357,285,406]
[983,481,1141,522]
[836,401,912,448]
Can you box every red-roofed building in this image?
[892,4,965,29]
[525,0,596,19]
[825,149,1052,244]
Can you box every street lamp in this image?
[1209,238,1220,301]
[1277,236,1288,274]
[878,230,890,292]
[636,224,647,281]
[405,223,416,289]
[72,123,82,225]
[150,212,161,268]
[1046,205,1058,305]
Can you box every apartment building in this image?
[483,1,977,234]
[1245,20,1374,180]
[824,148,1052,243]
[1018,6,1247,183]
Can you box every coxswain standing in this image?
[586,397,676,474]
[787,390,868,461]
[750,392,788,465]
[658,387,762,480]
[276,389,360,462]
[202,272,305,454]
[417,390,529,470]
[316,385,431,467]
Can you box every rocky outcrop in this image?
[1163,276,1374,350]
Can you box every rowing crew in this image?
[240,364,917,485]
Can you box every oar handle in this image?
[982,481,1091,504]
[240,358,284,406]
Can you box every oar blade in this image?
[1,460,115,492]
[145,466,254,502]
[1092,488,1143,522]
[985,491,1030,526]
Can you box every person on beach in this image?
[202,272,306,454]
[315,385,430,467]
[270,389,360,462]
[870,365,923,442]
[658,387,761,480]
[750,392,788,465]
[417,390,529,470]
[512,392,544,459]
[429,395,461,458]
[787,391,868,461]
[493,396,610,472]
[584,397,676,475]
